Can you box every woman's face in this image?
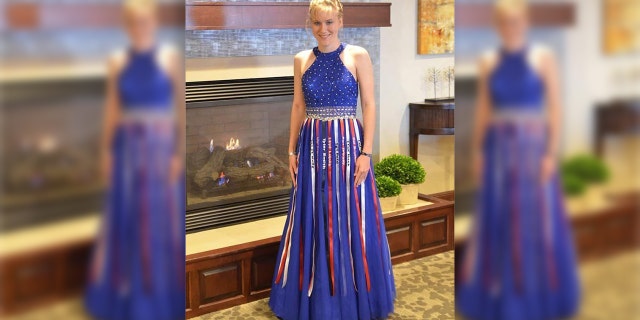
[495,7,529,48]
[310,9,343,47]
[124,8,158,49]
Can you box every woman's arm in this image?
[168,46,186,183]
[288,53,308,186]
[100,52,123,184]
[471,54,493,184]
[541,48,561,158]
[353,47,375,186]
[540,48,562,182]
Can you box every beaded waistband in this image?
[120,108,175,124]
[490,108,545,123]
[306,106,357,120]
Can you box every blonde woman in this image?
[456,1,580,319]
[85,1,184,319]
[269,0,395,319]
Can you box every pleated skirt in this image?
[269,117,396,320]
[456,115,581,320]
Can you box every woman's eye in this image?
[327,21,333,25]
[313,21,321,26]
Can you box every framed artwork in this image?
[602,0,639,54]
[418,0,455,55]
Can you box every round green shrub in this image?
[375,175,402,198]
[374,154,426,185]
[562,172,586,197]
[561,154,610,184]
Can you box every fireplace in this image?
[186,77,294,232]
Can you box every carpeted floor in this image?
[194,251,456,320]
[7,250,639,320]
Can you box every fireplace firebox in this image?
[186,77,294,232]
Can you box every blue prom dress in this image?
[85,47,185,320]
[269,43,396,320]
[456,46,581,320]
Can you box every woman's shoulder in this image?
[295,49,314,60]
[343,44,369,58]
[107,48,128,76]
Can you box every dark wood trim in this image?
[0,240,93,316]
[185,2,392,30]
[186,193,454,318]
[409,101,455,160]
[427,190,455,202]
[457,3,575,28]
[3,3,184,30]
[456,192,640,260]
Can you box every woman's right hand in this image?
[289,154,298,187]
[101,151,112,187]
[472,152,483,187]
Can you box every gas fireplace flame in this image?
[226,138,241,150]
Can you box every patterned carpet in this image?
[6,250,638,319]
[195,251,455,320]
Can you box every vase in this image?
[398,183,419,205]
[379,196,398,212]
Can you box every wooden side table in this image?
[409,99,455,159]
[595,99,640,156]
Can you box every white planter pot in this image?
[379,196,398,212]
[398,183,419,205]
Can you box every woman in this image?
[269,0,396,319]
[456,1,580,319]
[85,1,185,319]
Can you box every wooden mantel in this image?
[457,3,575,27]
[185,1,392,30]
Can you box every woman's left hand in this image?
[354,155,370,187]
[540,154,556,184]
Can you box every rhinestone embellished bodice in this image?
[302,43,358,119]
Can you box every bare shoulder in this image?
[107,48,128,76]
[478,48,499,76]
[157,44,181,74]
[530,43,557,77]
[344,44,370,60]
[295,49,313,61]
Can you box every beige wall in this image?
[379,0,455,194]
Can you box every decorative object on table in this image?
[418,0,455,55]
[375,175,402,212]
[561,154,610,209]
[602,0,639,55]
[425,67,442,100]
[443,65,454,98]
[374,154,426,206]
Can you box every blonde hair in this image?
[494,0,528,16]
[308,0,344,21]
[123,0,158,15]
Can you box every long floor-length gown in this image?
[456,46,581,320]
[85,47,185,320]
[269,43,396,320]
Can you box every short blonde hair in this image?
[494,0,529,16]
[308,0,344,21]
[123,0,158,15]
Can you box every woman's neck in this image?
[502,39,527,53]
[317,40,341,53]
[131,39,155,53]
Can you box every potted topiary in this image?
[561,154,610,211]
[374,154,426,205]
[375,175,402,212]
